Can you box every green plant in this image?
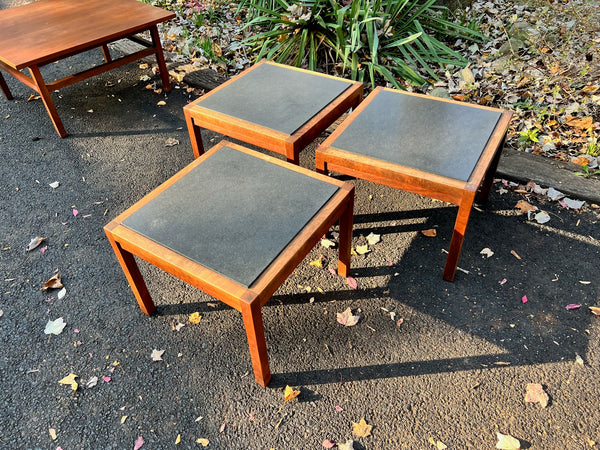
[519,127,540,145]
[574,164,600,178]
[585,136,599,156]
[241,0,486,88]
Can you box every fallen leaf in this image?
[49,181,60,189]
[189,312,202,324]
[510,250,522,260]
[157,100,166,106]
[57,287,67,300]
[151,349,165,361]
[121,415,128,424]
[338,440,355,450]
[566,304,581,310]
[41,273,63,290]
[284,385,300,401]
[534,211,551,224]
[346,277,358,290]
[547,187,565,201]
[565,115,593,131]
[165,138,179,147]
[49,428,57,440]
[139,63,149,69]
[560,198,585,210]
[480,248,494,258]
[355,244,369,255]
[175,434,181,444]
[337,307,359,326]
[58,373,78,391]
[589,306,600,316]
[428,437,448,449]
[579,281,591,285]
[322,439,336,449]
[134,436,144,450]
[525,383,549,408]
[575,353,584,366]
[86,376,98,388]
[515,200,537,213]
[366,232,380,245]
[321,238,336,248]
[352,418,372,438]
[309,259,323,268]
[45,317,67,335]
[421,229,437,237]
[27,236,44,251]
[496,432,520,449]
[196,438,210,447]
[219,422,226,433]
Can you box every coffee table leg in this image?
[105,232,156,315]
[337,193,354,277]
[443,192,476,281]
[185,112,206,158]
[29,65,67,138]
[150,25,172,93]
[241,302,271,387]
[477,136,506,203]
[0,71,13,100]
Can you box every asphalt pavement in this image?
[0,19,599,450]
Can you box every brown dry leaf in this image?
[510,250,522,260]
[572,156,591,166]
[421,229,437,237]
[524,383,549,408]
[337,307,359,326]
[27,94,40,102]
[515,200,537,214]
[565,115,593,131]
[284,385,300,402]
[589,306,600,316]
[352,418,372,438]
[41,273,63,290]
[582,85,599,94]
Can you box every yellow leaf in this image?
[157,100,167,106]
[121,415,128,424]
[58,373,78,391]
[49,428,57,440]
[355,244,370,255]
[496,432,521,449]
[189,312,202,324]
[196,438,210,446]
[284,385,300,402]
[309,259,323,267]
[428,437,448,450]
[175,434,181,444]
[589,306,600,316]
[352,418,372,438]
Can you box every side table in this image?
[316,87,512,281]
[183,60,363,164]
[104,140,354,386]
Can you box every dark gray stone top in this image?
[331,89,502,181]
[197,63,352,135]
[122,146,339,287]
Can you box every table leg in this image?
[0,71,13,100]
[105,233,156,315]
[101,44,112,63]
[185,112,205,158]
[337,193,354,277]
[150,25,172,92]
[241,301,271,387]
[29,65,67,138]
[477,135,506,203]
[443,191,476,281]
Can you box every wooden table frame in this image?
[0,0,174,137]
[316,86,513,281]
[104,141,354,387]
[183,60,364,165]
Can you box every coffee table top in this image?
[329,88,502,182]
[122,144,339,287]
[0,0,175,69]
[193,62,353,135]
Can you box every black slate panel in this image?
[331,90,502,182]
[122,146,339,287]
[197,63,351,135]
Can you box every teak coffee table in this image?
[183,60,363,164]
[0,0,175,137]
[316,86,513,281]
[104,141,354,387]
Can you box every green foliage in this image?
[585,136,599,157]
[574,164,600,178]
[518,127,540,145]
[240,0,486,88]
